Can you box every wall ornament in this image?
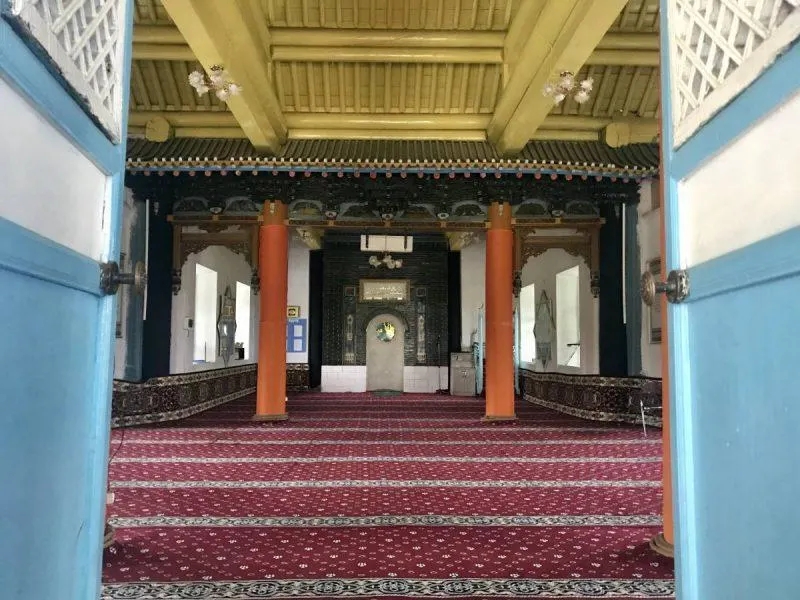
[534,290,555,369]
[216,286,237,367]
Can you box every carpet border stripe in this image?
[108,514,663,528]
[100,577,675,598]
[118,439,662,446]
[112,456,661,464]
[111,479,661,489]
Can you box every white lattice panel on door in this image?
[8,0,127,142]
[669,0,800,147]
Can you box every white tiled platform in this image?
[320,366,448,393]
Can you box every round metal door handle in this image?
[640,270,659,306]
[640,269,689,305]
[100,261,148,296]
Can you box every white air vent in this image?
[360,235,413,253]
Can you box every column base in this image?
[649,532,675,558]
[252,413,289,422]
[482,414,517,423]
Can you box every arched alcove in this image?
[169,245,258,374]
[365,314,406,392]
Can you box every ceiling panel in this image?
[133,0,174,24]
[128,0,661,146]
[263,0,519,30]
[130,60,229,112]
[544,64,658,121]
[608,0,660,32]
[275,62,501,113]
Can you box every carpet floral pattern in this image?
[103,393,674,599]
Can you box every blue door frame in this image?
[660,3,800,598]
[0,2,133,598]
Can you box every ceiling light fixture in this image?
[542,71,593,105]
[188,65,242,102]
[369,253,403,270]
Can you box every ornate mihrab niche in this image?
[321,233,449,366]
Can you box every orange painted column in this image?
[254,200,289,422]
[484,201,516,421]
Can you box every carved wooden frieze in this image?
[127,170,641,221]
[169,222,259,294]
[179,235,251,268]
[516,225,602,297]
[518,230,599,271]
[521,239,592,266]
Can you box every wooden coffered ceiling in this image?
[128,0,660,156]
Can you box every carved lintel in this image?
[521,236,592,268]
[518,221,603,274]
[180,237,251,268]
[197,222,237,233]
[170,222,255,275]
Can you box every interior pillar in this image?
[484,201,516,421]
[254,200,289,421]
[141,196,173,379]
[598,203,628,375]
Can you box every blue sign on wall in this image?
[287,318,307,353]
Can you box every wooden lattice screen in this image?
[7,0,128,141]
[669,0,800,146]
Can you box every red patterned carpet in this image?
[102,393,674,599]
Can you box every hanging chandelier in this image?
[188,65,242,101]
[542,71,593,105]
[369,254,403,270]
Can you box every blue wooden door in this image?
[660,2,800,598]
[0,2,133,599]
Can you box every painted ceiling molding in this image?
[125,138,659,178]
[127,169,641,215]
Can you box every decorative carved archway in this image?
[514,222,603,297]
[168,219,260,294]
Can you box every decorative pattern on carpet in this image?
[104,393,674,598]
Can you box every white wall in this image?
[0,78,110,260]
[169,234,311,374]
[460,234,486,351]
[287,235,310,364]
[679,90,800,267]
[519,248,599,375]
[637,179,663,378]
[170,245,259,373]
